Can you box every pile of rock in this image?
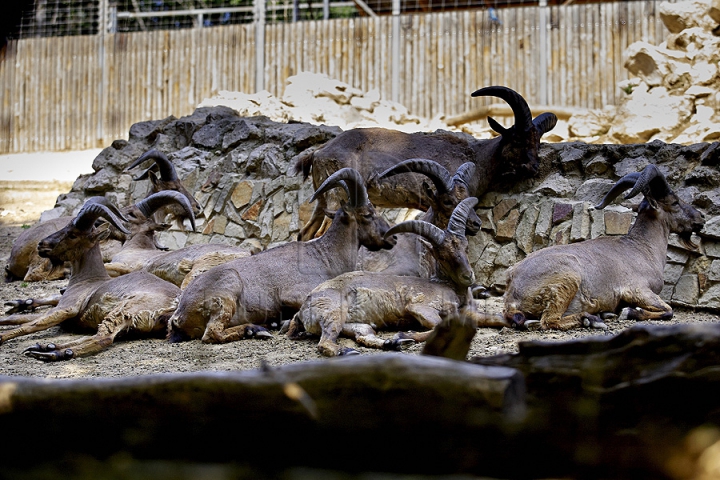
[567,0,720,144]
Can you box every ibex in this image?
[295,86,557,240]
[167,167,397,344]
[287,197,508,357]
[498,164,705,331]
[0,200,182,360]
[4,148,200,282]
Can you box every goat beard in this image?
[678,231,698,251]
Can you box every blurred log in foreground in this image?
[3,323,720,479]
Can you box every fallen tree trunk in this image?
[3,324,720,478]
[444,103,584,126]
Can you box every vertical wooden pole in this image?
[538,0,547,105]
[254,0,266,92]
[391,0,400,102]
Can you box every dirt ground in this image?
[1,181,718,379]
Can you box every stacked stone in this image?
[41,106,720,310]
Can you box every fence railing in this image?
[0,1,670,154]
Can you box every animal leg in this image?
[24,259,67,282]
[394,305,443,344]
[624,291,674,321]
[347,323,410,352]
[0,307,77,344]
[538,276,585,331]
[4,294,62,316]
[23,314,129,361]
[316,309,349,357]
[0,312,46,325]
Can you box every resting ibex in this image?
[287,198,508,357]
[498,164,705,331]
[5,191,195,314]
[0,200,182,360]
[295,85,557,240]
[167,167,397,344]
[4,149,200,283]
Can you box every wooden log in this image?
[0,354,524,475]
[444,102,582,126]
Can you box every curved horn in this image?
[385,220,445,249]
[378,158,453,195]
[125,149,178,181]
[447,197,479,236]
[533,112,559,135]
[623,164,672,201]
[73,203,130,235]
[471,86,533,132]
[135,191,196,231]
[453,162,475,187]
[84,196,128,222]
[311,168,369,208]
[593,173,641,209]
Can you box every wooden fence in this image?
[0,1,669,154]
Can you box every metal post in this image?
[323,0,330,20]
[391,0,400,102]
[539,0,548,105]
[254,0,266,92]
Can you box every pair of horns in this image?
[385,197,479,247]
[378,158,475,195]
[125,149,179,182]
[595,164,672,210]
[311,168,369,208]
[472,85,557,136]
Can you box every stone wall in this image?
[42,106,720,310]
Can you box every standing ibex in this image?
[287,198,508,357]
[0,200,182,360]
[497,164,705,331]
[295,86,557,240]
[167,167,397,344]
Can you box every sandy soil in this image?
[1,182,718,379]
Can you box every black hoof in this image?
[581,315,607,330]
[24,348,74,362]
[339,348,360,356]
[244,325,273,340]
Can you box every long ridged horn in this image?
[73,202,130,235]
[533,112,559,135]
[447,197,479,236]
[135,191,196,232]
[125,149,179,181]
[471,86,533,132]
[593,173,641,210]
[385,220,445,249]
[453,162,475,187]
[311,168,369,208]
[84,196,128,222]
[378,158,453,195]
[623,164,672,201]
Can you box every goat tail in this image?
[292,148,316,179]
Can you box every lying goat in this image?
[497,164,704,330]
[167,167,397,344]
[5,148,200,282]
[103,190,197,277]
[295,85,557,240]
[5,191,195,314]
[0,200,182,360]
[287,197,508,357]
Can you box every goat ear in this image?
[155,223,172,232]
[148,170,160,187]
[646,197,659,210]
[90,222,112,242]
[323,208,337,219]
[422,182,436,204]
